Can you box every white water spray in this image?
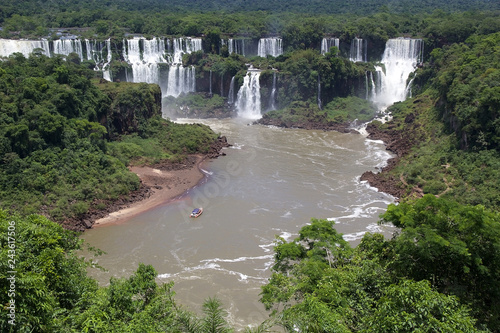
[0,39,50,58]
[268,71,277,111]
[258,38,283,57]
[350,38,367,62]
[321,38,339,55]
[228,76,236,104]
[371,38,423,110]
[236,70,262,119]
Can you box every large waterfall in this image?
[321,38,339,55]
[371,38,423,110]
[0,36,202,99]
[236,70,262,119]
[170,37,202,64]
[350,38,367,62]
[0,39,50,57]
[222,38,246,56]
[122,37,201,97]
[123,37,166,84]
[53,38,84,59]
[258,37,283,57]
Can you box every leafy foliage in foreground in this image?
[1,197,498,331]
[262,195,500,332]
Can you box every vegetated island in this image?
[0,54,229,231]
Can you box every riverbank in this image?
[93,154,207,227]
[359,121,417,200]
[63,136,230,230]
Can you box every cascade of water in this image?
[369,71,377,100]
[228,39,246,56]
[228,76,236,104]
[209,70,212,96]
[268,71,277,111]
[161,37,202,97]
[123,37,162,84]
[258,37,283,57]
[85,39,104,64]
[321,38,339,55]
[236,70,261,119]
[220,75,224,97]
[371,38,423,110]
[102,39,113,81]
[171,37,202,64]
[53,39,84,60]
[350,38,367,62]
[0,39,50,58]
[365,72,369,100]
[166,65,196,97]
[317,75,322,110]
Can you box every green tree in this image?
[381,194,500,330]
[0,211,98,332]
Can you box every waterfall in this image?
[220,76,224,97]
[365,72,369,100]
[236,70,261,119]
[258,37,283,57]
[170,37,202,63]
[321,38,339,55]
[228,39,246,56]
[371,38,423,110]
[120,37,200,97]
[369,71,377,100]
[166,65,196,97]
[122,37,166,84]
[317,75,322,110]
[164,37,202,97]
[53,39,84,60]
[268,71,277,111]
[85,39,105,64]
[102,39,113,81]
[228,76,236,104]
[0,38,50,57]
[350,38,367,62]
[209,70,212,96]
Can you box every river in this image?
[81,117,395,330]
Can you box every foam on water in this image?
[201,255,274,264]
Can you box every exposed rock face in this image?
[206,136,231,158]
[97,81,163,138]
[359,121,416,200]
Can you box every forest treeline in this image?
[1,1,499,49]
[1,0,499,19]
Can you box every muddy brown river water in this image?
[81,118,395,330]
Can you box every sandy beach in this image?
[93,155,207,226]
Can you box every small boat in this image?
[190,208,203,218]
